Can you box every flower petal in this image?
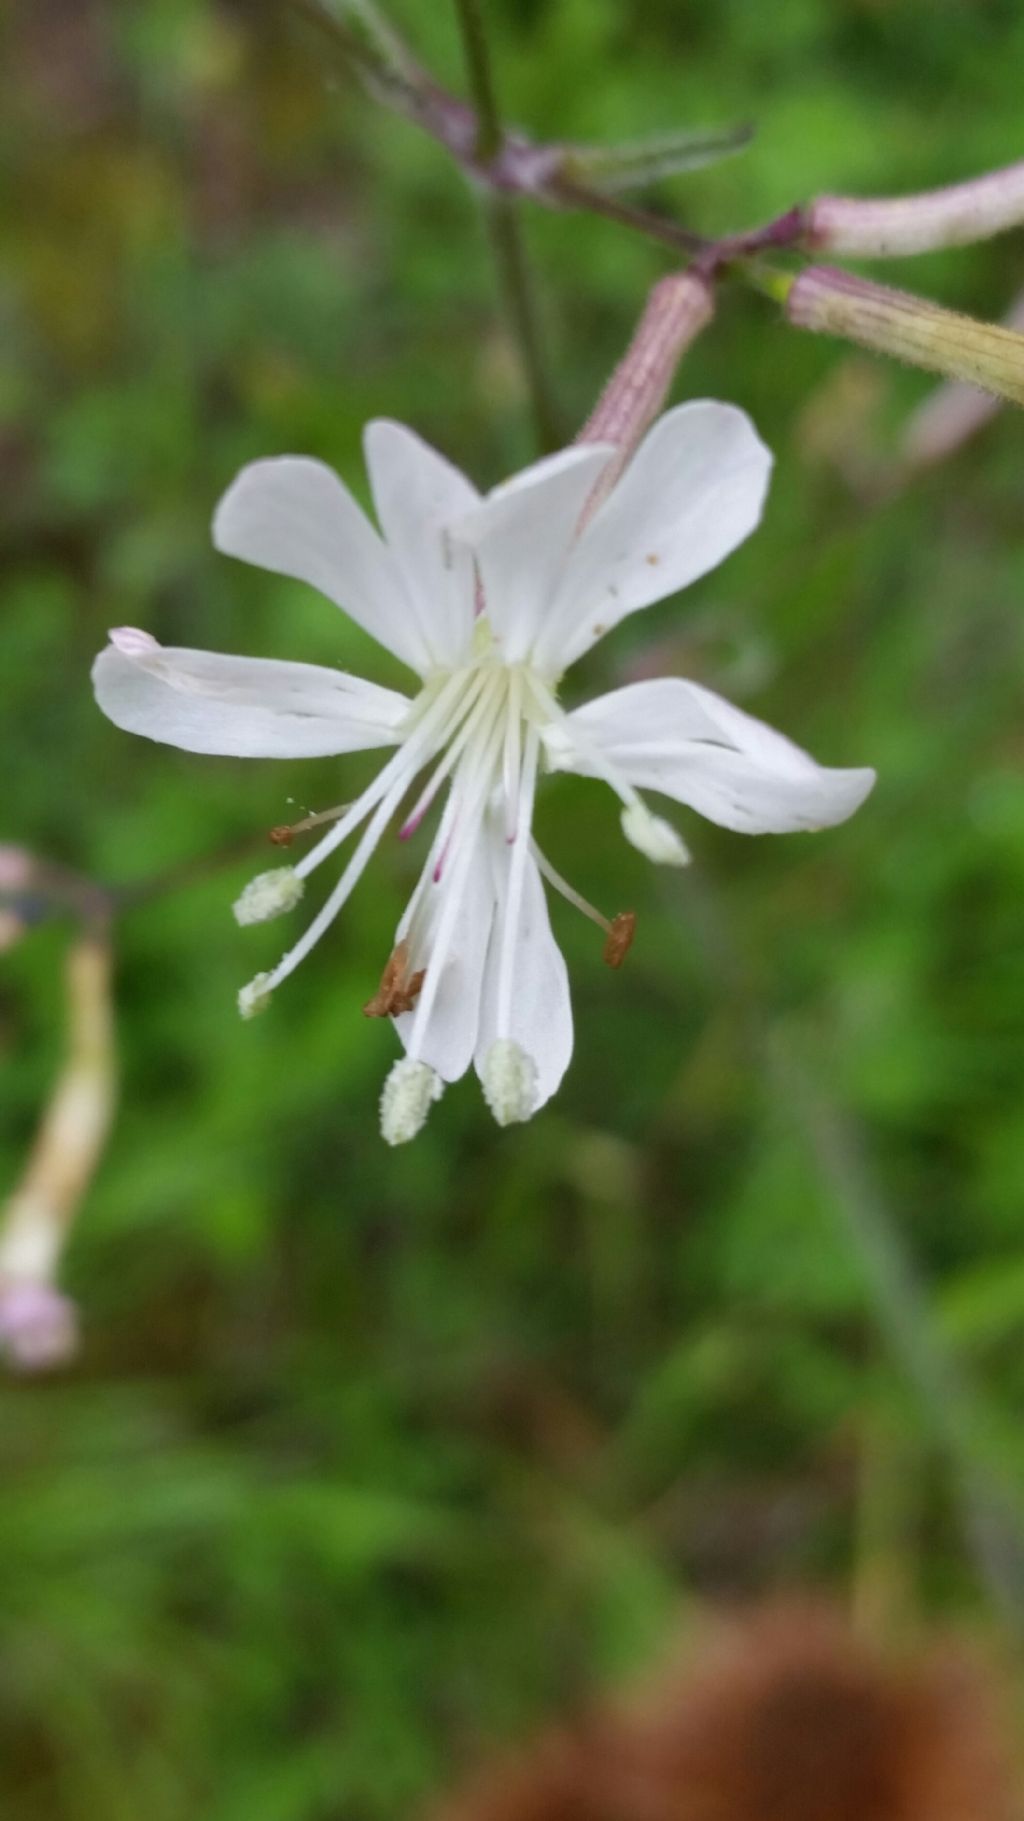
[553,677,876,833]
[393,836,496,1083]
[475,827,573,1109]
[363,420,481,667]
[92,631,411,758]
[457,445,616,663]
[535,402,772,672]
[213,456,429,674]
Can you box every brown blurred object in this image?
[430,1603,1019,1821]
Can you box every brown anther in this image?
[602,911,637,969]
[363,941,426,1018]
[269,825,295,846]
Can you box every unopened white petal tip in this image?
[109,626,160,655]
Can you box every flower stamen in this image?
[293,669,472,884]
[531,844,637,967]
[501,668,524,840]
[481,1039,537,1126]
[270,802,353,846]
[527,672,648,819]
[380,1058,443,1145]
[495,722,540,1039]
[405,714,508,1058]
[531,842,613,933]
[397,667,501,840]
[602,910,637,969]
[233,866,304,926]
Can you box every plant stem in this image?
[484,197,562,449]
[450,0,561,449]
[285,0,799,333]
[552,174,707,257]
[672,866,1024,1639]
[769,1033,1024,1636]
[450,0,503,162]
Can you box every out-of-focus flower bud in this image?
[0,1278,79,1373]
[786,267,1024,409]
[901,287,1024,468]
[0,935,117,1374]
[0,845,35,892]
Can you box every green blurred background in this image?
[3,0,1024,1815]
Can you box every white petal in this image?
[363,420,481,667]
[457,445,615,663]
[475,829,573,1110]
[535,403,772,672]
[555,678,876,834]
[92,632,411,758]
[213,456,429,674]
[392,837,496,1083]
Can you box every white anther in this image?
[620,803,690,867]
[233,867,305,926]
[238,972,274,1020]
[380,1058,443,1146]
[481,1039,538,1127]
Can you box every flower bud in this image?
[577,274,714,510]
[808,156,1024,257]
[786,267,1024,409]
[109,626,159,656]
[0,1278,79,1373]
[901,286,1024,467]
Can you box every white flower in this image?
[92,405,875,1140]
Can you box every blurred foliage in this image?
[3,0,1024,1815]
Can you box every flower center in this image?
[234,613,656,1099]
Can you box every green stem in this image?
[484,196,562,450]
[671,867,1024,1638]
[552,174,707,257]
[286,0,800,331]
[450,0,561,449]
[450,0,503,163]
[770,1034,1024,1635]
